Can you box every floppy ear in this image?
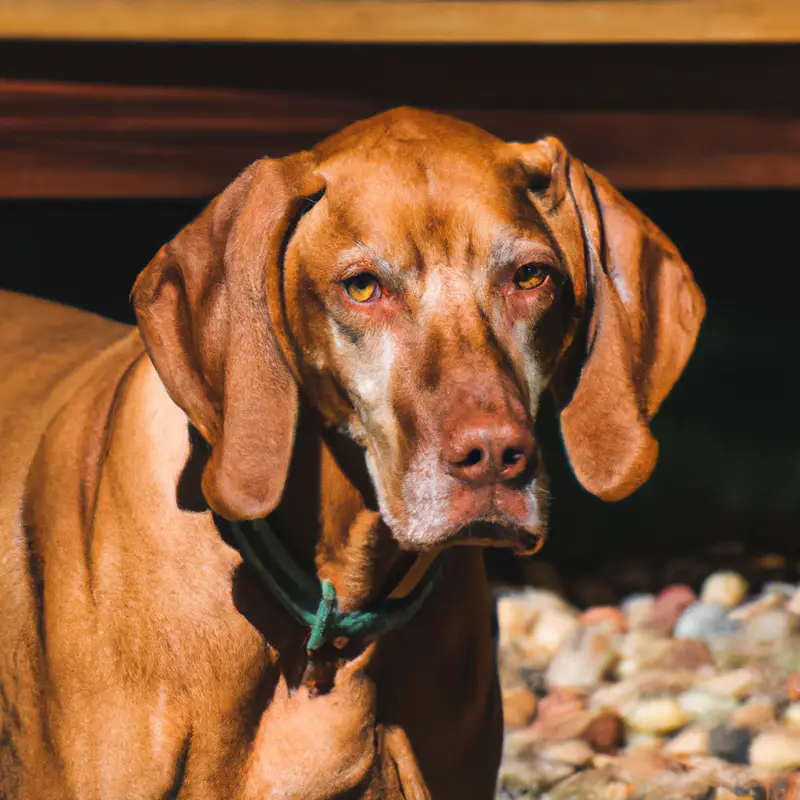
[132,154,323,520]
[521,138,705,501]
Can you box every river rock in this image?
[538,738,595,767]
[729,592,786,623]
[787,588,800,616]
[546,768,633,800]
[496,756,575,796]
[651,585,697,634]
[709,724,752,764]
[730,696,777,731]
[750,729,800,771]
[616,630,671,678]
[546,624,619,691]
[526,607,581,664]
[583,712,624,753]
[501,684,537,729]
[675,602,742,640]
[496,588,569,647]
[787,673,800,701]
[699,667,759,699]
[783,702,800,732]
[763,581,796,598]
[624,697,689,735]
[701,572,749,610]
[580,606,627,634]
[621,594,655,631]
[678,689,739,729]
[661,637,714,671]
[590,678,642,718]
[528,688,592,744]
[663,725,710,757]
[745,609,794,657]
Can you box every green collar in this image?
[227,518,447,652]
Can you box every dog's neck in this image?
[267,407,418,614]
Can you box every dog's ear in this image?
[519,138,705,501]
[132,154,324,520]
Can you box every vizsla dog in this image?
[0,108,704,798]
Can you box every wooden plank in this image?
[4,42,799,114]
[1,78,799,196]
[1,0,800,44]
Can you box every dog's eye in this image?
[344,273,381,303]
[513,263,549,290]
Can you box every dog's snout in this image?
[442,412,535,487]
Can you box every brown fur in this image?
[0,108,704,798]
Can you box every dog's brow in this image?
[354,240,394,273]
[489,235,558,273]
[490,237,519,268]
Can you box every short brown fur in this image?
[0,108,703,798]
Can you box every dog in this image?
[0,107,704,798]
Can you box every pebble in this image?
[750,729,800,771]
[625,731,663,751]
[494,581,800,796]
[583,712,624,753]
[613,749,669,784]
[699,668,759,699]
[547,770,633,800]
[496,588,569,646]
[762,581,796,598]
[730,696,776,731]
[590,679,642,718]
[788,673,800,701]
[678,689,739,729]
[522,607,581,667]
[546,625,619,690]
[650,585,697,634]
[662,725,709,757]
[709,724,752,764]
[729,592,785,622]
[501,684,537,729]
[496,757,575,795]
[787,588,800,616]
[701,571,750,610]
[621,594,655,631]
[660,638,714,671]
[503,727,540,760]
[783,702,800,732]
[538,738,595,766]
[528,689,592,744]
[674,601,742,640]
[623,697,689,735]
[580,606,627,634]
[615,631,671,678]
[745,610,794,656]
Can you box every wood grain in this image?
[1,78,799,196]
[1,0,800,44]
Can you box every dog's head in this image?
[133,108,704,554]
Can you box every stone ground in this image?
[495,571,800,799]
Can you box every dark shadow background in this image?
[2,189,798,602]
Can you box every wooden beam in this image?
[1,0,800,44]
[1,78,799,197]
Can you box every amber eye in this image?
[513,263,549,290]
[344,272,380,303]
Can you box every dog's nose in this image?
[442,413,535,486]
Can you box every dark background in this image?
[2,188,798,602]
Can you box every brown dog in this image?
[0,108,704,798]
